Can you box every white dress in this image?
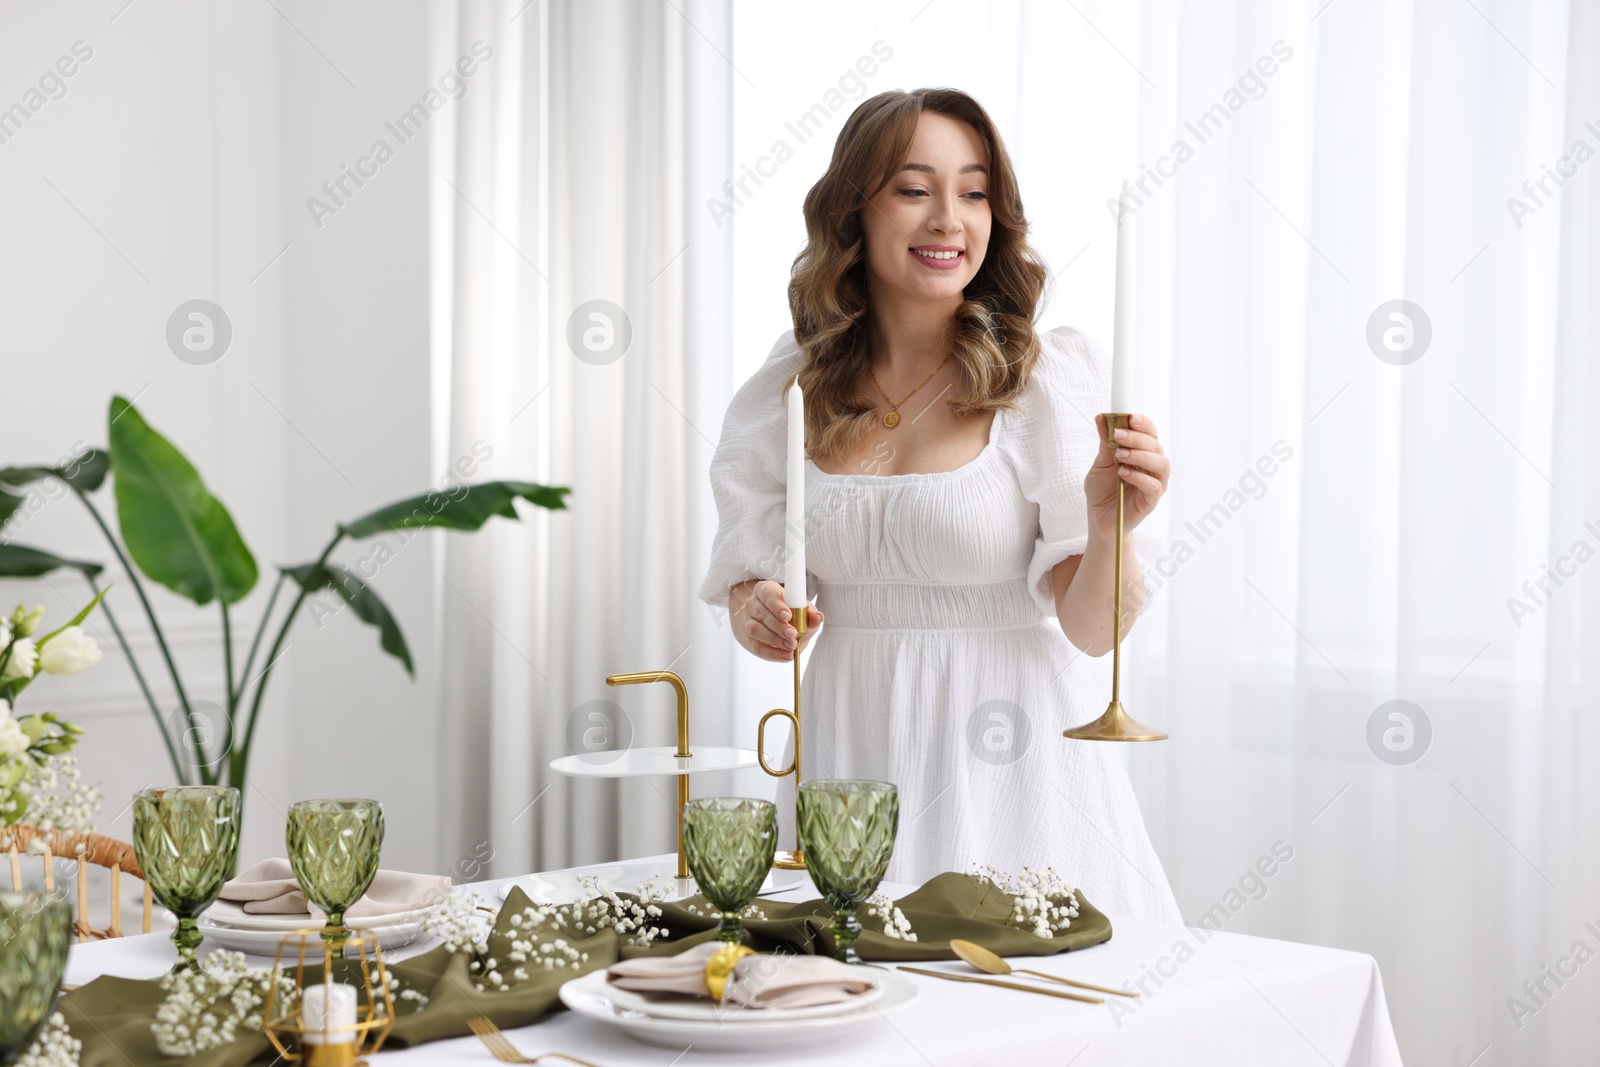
[696,324,1183,925]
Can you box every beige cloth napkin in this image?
[606,942,878,1010]
[219,858,452,918]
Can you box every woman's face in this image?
[859,111,993,307]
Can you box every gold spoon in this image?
[948,938,1138,998]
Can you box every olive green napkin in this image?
[622,869,1112,961]
[61,872,1110,1067]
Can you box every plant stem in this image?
[92,578,188,784]
[236,572,285,700]
[72,488,206,781]
[221,602,234,714]
[229,571,285,763]
[229,530,345,787]
[219,599,234,784]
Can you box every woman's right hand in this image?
[731,579,823,662]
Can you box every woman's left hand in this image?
[1085,413,1169,539]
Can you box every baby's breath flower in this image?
[27,755,103,839]
[16,1012,78,1067]
[435,877,671,991]
[423,890,492,956]
[863,891,917,941]
[968,863,1081,939]
[150,951,297,1056]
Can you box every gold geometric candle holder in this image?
[261,928,395,1067]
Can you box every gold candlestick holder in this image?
[1064,412,1168,742]
[757,605,807,869]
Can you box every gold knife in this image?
[896,965,1104,1004]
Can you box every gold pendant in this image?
[883,410,900,428]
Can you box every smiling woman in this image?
[787,89,1048,469]
[699,88,1179,923]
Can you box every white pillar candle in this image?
[1111,184,1136,414]
[784,379,807,611]
[301,981,358,1045]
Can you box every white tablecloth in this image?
[66,852,1403,1066]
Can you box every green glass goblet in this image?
[682,798,778,945]
[131,786,242,972]
[0,893,71,1066]
[287,798,385,956]
[796,779,899,964]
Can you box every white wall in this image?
[0,0,444,875]
[274,1,440,874]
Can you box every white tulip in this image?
[38,627,102,675]
[0,702,27,757]
[0,638,37,682]
[15,606,44,638]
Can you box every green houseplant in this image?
[0,396,569,798]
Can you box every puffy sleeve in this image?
[1009,325,1166,620]
[695,330,817,612]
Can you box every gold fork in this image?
[466,1017,607,1067]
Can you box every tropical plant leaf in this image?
[283,563,413,677]
[0,545,103,579]
[0,449,110,493]
[340,481,570,540]
[108,397,257,605]
[0,488,22,529]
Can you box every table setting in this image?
[9,762,1402,1067]
[25,775,1182,1067]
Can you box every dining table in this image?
[64,850,1404,1066]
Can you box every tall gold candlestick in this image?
[1064,413,1168,742]
[757,607,807,869]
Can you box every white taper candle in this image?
[784,379,807,611]
[1111,185,1136,413]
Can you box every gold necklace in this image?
[869,355,953,428]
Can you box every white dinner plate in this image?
[497,861,809,904]
[201,899,435,932]
[197,915,427,956]
[600,967,888,1023]
[558,966,917,1052]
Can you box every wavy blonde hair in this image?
[787,88,1051,464]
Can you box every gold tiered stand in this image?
[606,671,695,881]
[523,669,783,902]
[757,606,807,869]
[1064,412,1168,743]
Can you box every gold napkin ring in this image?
[703,944,757,1003]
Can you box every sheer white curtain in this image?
[429,0,757,880]
[1132,4,1591,1064]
